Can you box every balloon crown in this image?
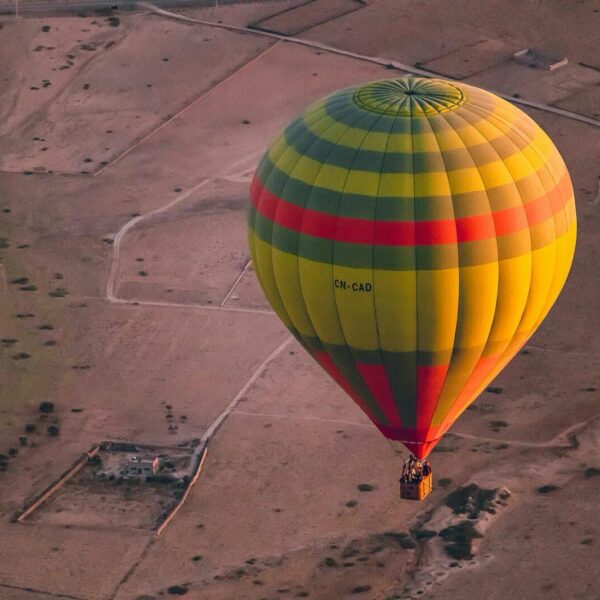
[353,77,466,117]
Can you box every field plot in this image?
[25,441,197,530]
[0,15,273,173]
[249,0,364,35]
[115,179,252,307]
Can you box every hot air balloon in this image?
[248,77,576,494]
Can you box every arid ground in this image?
[1,1,599,598]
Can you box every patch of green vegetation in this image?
[438,477,452,488]
[138,271,148,277]
[438,521,483,560]
[166,585,188,595]
[10,277,29,284]
[536,484,559,494]
[0,238,9,249]
[584,467,600,478]
[581,538,593,545]
[445,484,497,518]
[1,338,17,346]
[39,324,54,330]
[20,285,37,291]
[345,500,358,507]
[321,556,337,567]
[13,352,30,360]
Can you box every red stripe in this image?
[313,351,374,420]
[251,170,571,246]
[375,424,443,459]
[416,364,448,431]
[356,363,402,427]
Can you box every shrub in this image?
[351,586,372,594]
[536,484,559,494]
[167,585,188,595]
[357,483,375,492]
[47,425,60,436]
[48,288,68,297]
[39,401,55,414]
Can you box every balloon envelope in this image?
[248,77,576,459]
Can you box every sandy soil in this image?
[0,1,599,599]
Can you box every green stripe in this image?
[282,114,530,175]
[256,158,552,221]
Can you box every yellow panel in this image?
[416,268,460,352]
[415,170,452,197]
[476,160,519,188]
[292,153,328,186]
[379,171,414,197]
[298,257,346,346]
[313,161,349,191]
[333,265,379,351]
[271,247,316,338]
[454,261,499,348]
[515,237,557,335]
[431,346,485,426]
[373,269,417,353]
[384,130,412,153]
[446,167,486,194]
[487,252,532,344]
[250,233,293,328]
[344,168,381,196]
[268,133,291,164]
[534,222,577,327]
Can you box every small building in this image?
[122,455,160,479]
